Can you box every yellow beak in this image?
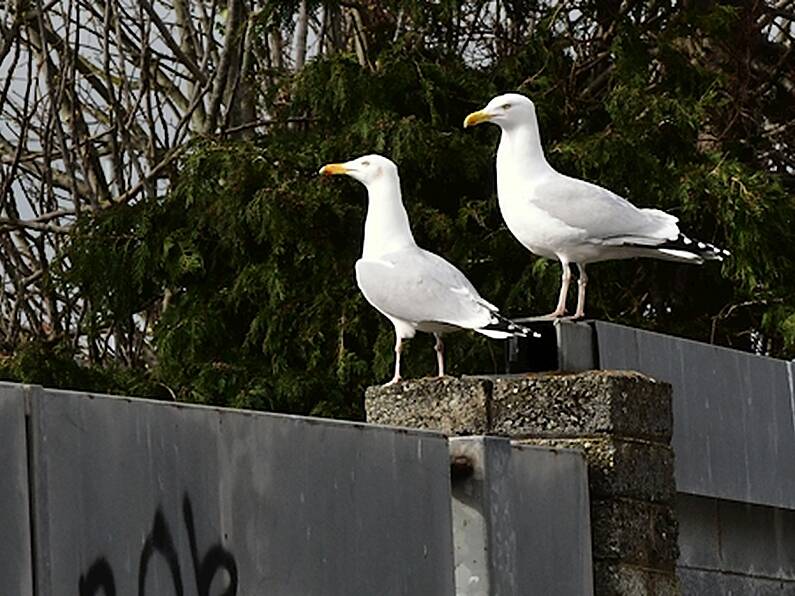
[319,163,348,176]
[463,110,491,128]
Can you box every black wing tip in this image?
[483,315,541,338]
[655,234,730,261]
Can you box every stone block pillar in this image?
[366,371,680,596]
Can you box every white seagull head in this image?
[319,154,398,187]
[463,93,536,130]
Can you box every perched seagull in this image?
[464,93,729,319]
[319,154,530,385]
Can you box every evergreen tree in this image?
[2,2,793,418]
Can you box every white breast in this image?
[497,174,586,260]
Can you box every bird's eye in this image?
[502,103,512,110]
[361,160,370,166]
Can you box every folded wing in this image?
[355,247,498,330]
[532,175,680,246]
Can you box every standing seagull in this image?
[320,154,529,385]
[464,93,728,319]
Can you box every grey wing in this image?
[533,175,680,246]
[355,248,497,329]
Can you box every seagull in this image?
[464,93,729,319]
[319,154,530,385]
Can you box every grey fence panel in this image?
[678,568,794,595]
[593,321,795,510]
[450,437,593,596]
[677,493,795,592]
[556,319,595,372]
[29,388,455,596]
[509,443,593,595]
[0,383,33,595]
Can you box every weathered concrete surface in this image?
[591,498,678,567]
[450,437,594,596]
[491,371,672,441]
[367,372,680,595]
[366,370,672,441]
[29,387,455,596]
[366,377,491,435]
[594,562,680,596]
[0,383,33,596]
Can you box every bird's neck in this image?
[496,121,553,186]
[362,177,416,260]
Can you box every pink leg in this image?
[384,336,403,386]
[546,259,571,318]
[573,263,588,319]
[433,333,445,377]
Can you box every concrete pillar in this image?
[366,371,680,596]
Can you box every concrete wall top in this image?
[592,321,795,510]
[25,386,455,596]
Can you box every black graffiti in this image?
[79,558,116,596]
[138,508,184,595]
[183,494,238,596]
[80,493,238,596]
